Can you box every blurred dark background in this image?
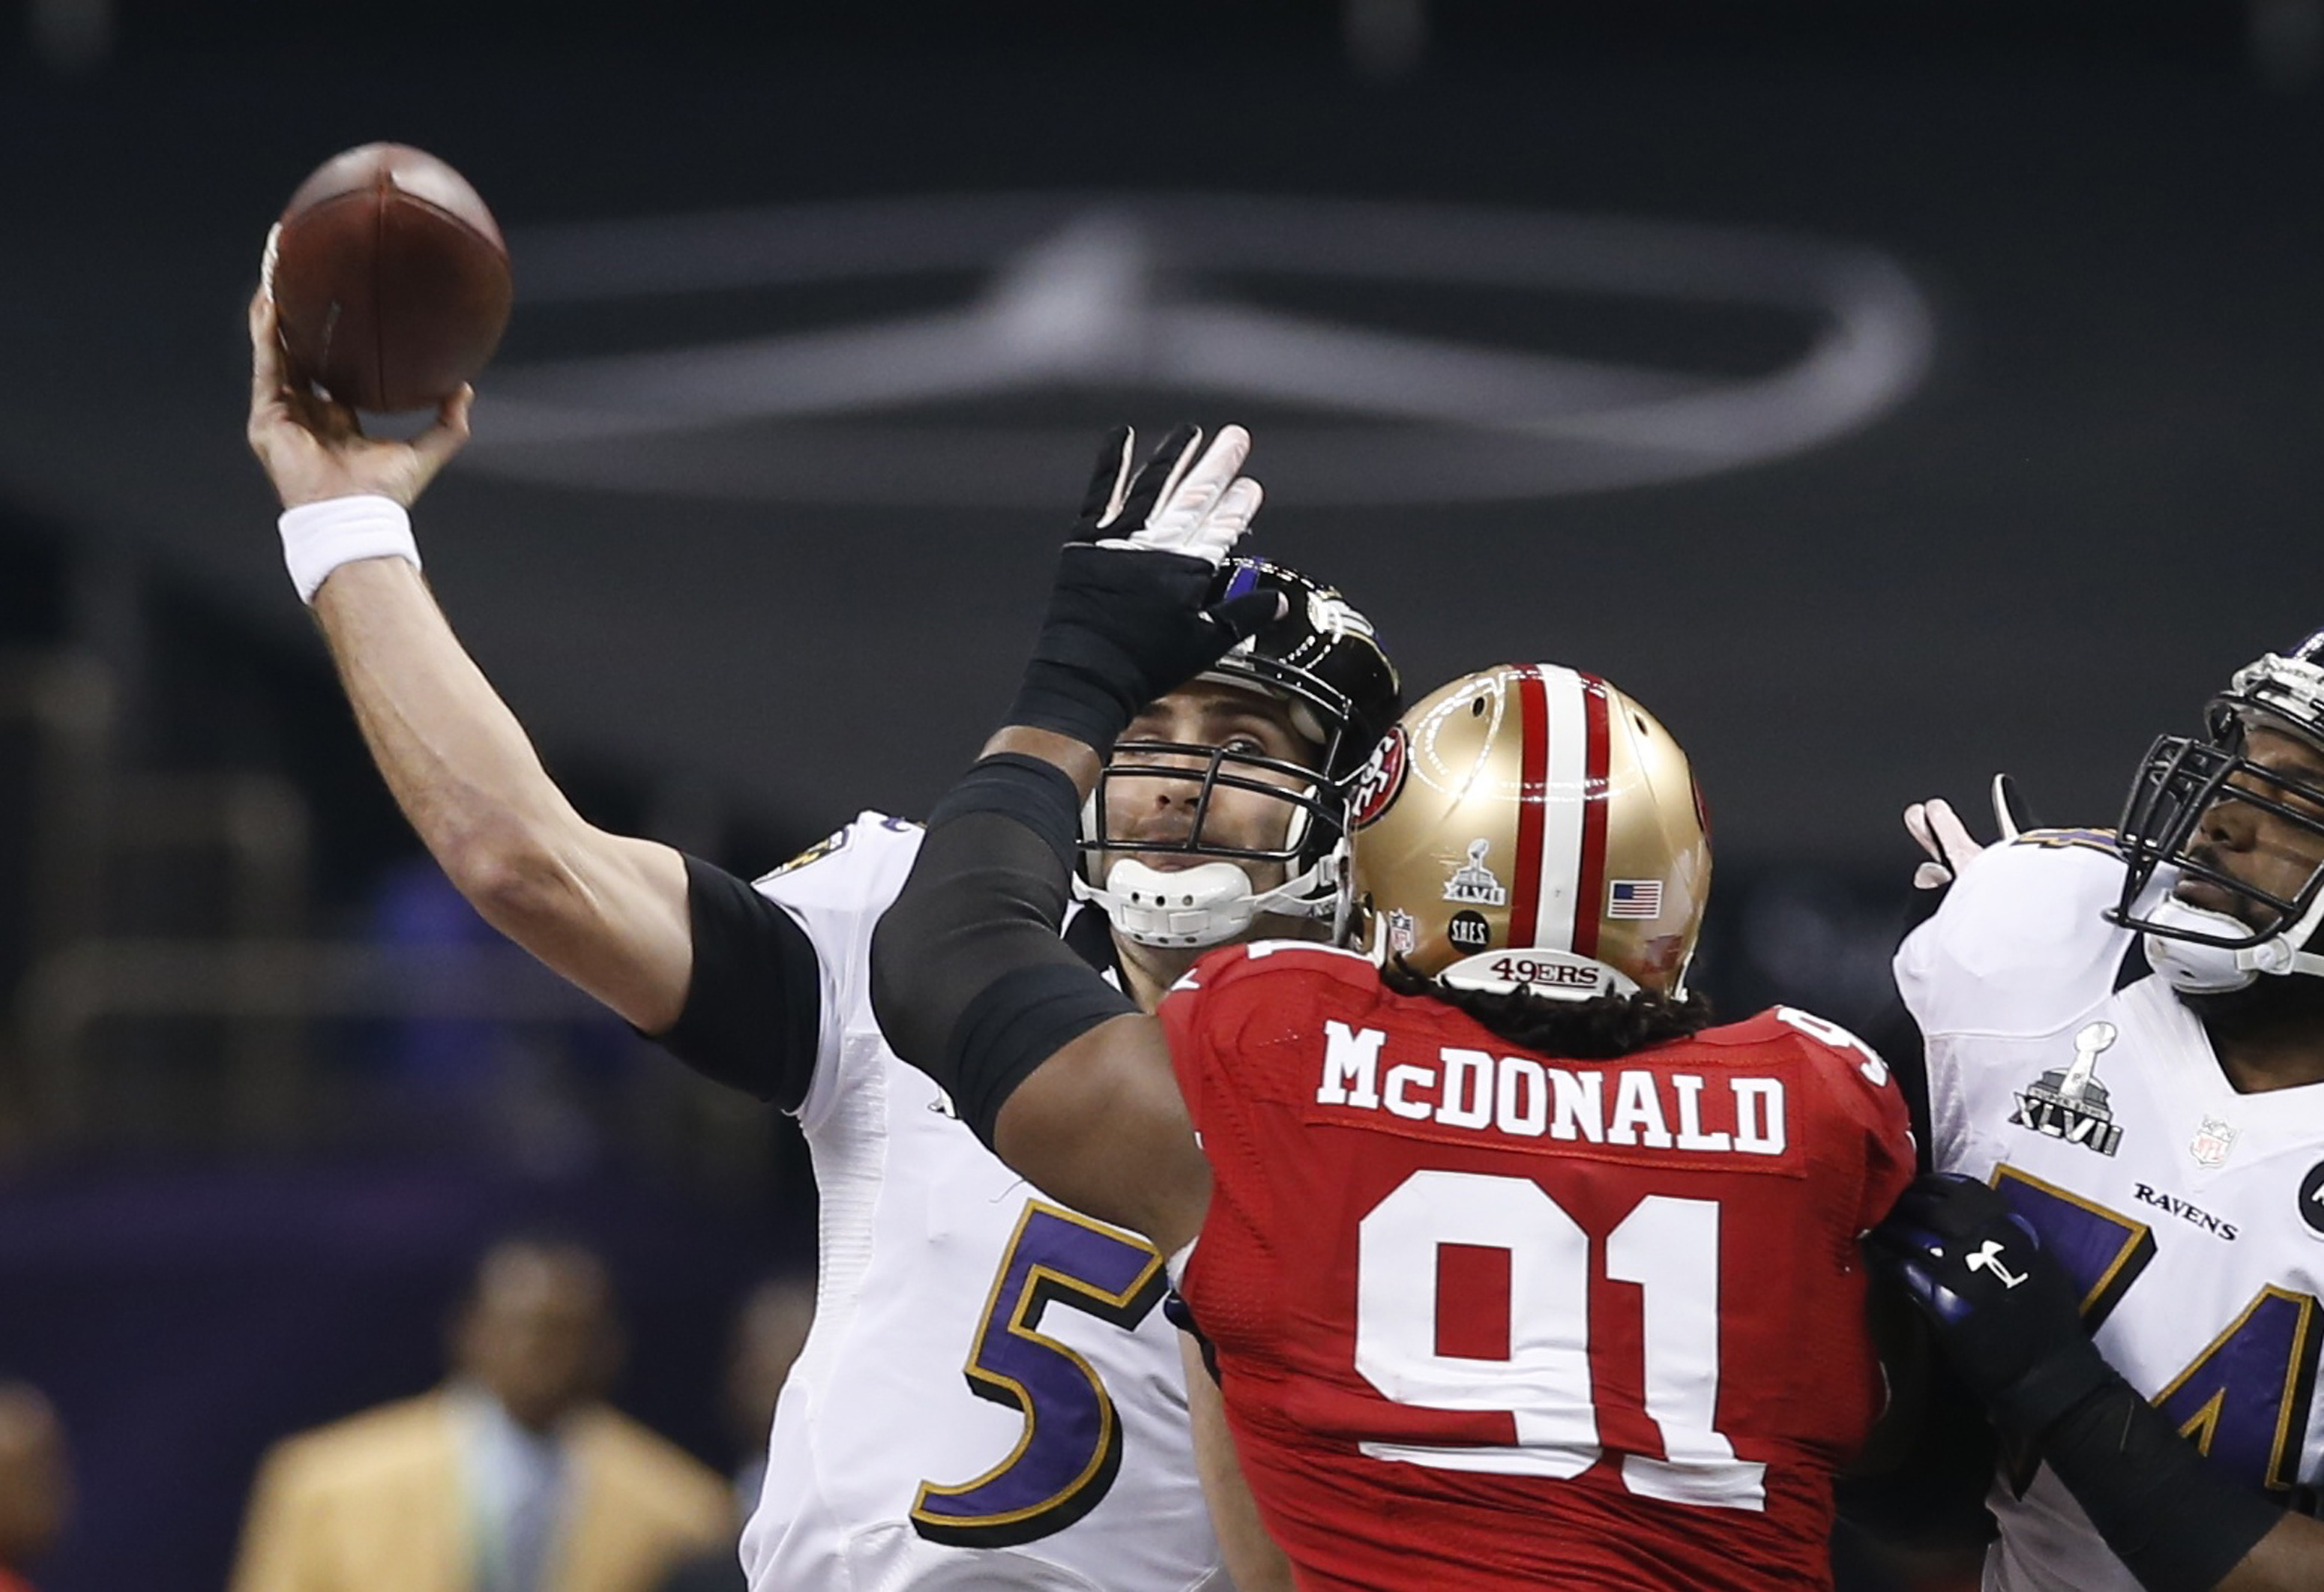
[0,3,2316,1588]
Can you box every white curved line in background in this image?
[466,193,1935,507]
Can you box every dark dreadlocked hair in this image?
[1382,959,1715,1060]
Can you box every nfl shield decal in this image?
[1386,908,1416,956]
[2188,1116,2239,1170]
[2008,1020,2125,1157]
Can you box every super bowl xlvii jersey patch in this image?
[2007,1019,2126,1157]
[734,813,1226,1592]
[1897,836,2324,1592]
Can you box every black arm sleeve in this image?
[651,854,823,1112]
[2034,1376,2281,1592]
[870,754,1136,1148]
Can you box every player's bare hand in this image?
[247,274,471,510]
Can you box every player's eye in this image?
[1220,718,1295,756]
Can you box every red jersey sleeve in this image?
[1156,944,1244,1139]
[1736,1005,1918,1231]
[1159,940,1374,1134]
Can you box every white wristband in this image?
[279,495,421,604]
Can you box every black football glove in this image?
[1004,423,1282,753]
[1866,1172,2116,1444]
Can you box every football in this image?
[267,143,513,413]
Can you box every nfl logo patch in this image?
[1387,908,1416,956]
[1608,879,1663,919]
[2190,1117,2238,1169]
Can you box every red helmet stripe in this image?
[1508,666,1551,949]
[1571,672,1613,961]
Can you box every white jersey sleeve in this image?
[1894,830,2136,1172]
[1894,828,2134,1041]
[743,812,925,1133]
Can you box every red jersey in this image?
[1159,942,1915,1591]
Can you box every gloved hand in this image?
[1084,420,1264,561]
[1905,773,2027,890]
[1006,423,1283,752]
[1867,1173,2116,1443]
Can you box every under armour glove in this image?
[1004,423,1282,753]
[1877,1175,2287,1592]
[1866,1172,2116,1444]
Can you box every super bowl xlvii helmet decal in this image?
[1349,663,1710,1001]
[1078,560,1402,949]
[2110,630,2324,992]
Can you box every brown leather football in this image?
[268,143,512,413]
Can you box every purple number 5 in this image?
[911,1201,1169,1546]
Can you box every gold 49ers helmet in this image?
[1348,663,1711,1001]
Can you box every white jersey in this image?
[1895,831,2324,1592]
[733,813,1226,1592]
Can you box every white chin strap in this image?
[2143,892,2324,994]
[1077,856,1334,949]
